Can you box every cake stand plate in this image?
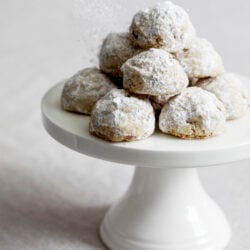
[41,75,250,250]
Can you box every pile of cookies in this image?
[61,1,249,141]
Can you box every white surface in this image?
[1,0,250,250]
[42,79,250,168]
[101,168,231,250]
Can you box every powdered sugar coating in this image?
[99,33,139,77]
[61,68,117,115]
[122,48,188,96]
[129,1,196,52]
[197,73,249,120]
[150,94,173,111]
[176,38,224,79]
[89,89,155,141]
[159,87,226,139]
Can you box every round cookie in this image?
[89,89,155,142]
[176,38,224,80]
[129,1,196,52]
[197,73,249,120]
[61,68,117,115]
[121,48,188,96]
[159,87,226,139]
[99,32,138,77]
[150,94,173,111]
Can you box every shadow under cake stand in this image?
[42,76,250,250]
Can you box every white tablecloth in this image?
[1,1,250,249]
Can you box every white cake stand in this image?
[42,76,250,250]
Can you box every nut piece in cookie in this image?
[197,73,249,120]
[89,89,155,142]
[122,48,188,96]
[61,68,117,115]
[159,87,226,139]
[99,33,138,78]
[129,1,196,52]
[176,38,224,80]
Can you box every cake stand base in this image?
[100,167,231,250]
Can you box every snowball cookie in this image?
[122,48,188,96]
[197,73,249,120]
[99,33,138,77]
[159,87,226,139]
[89,89,155,142]
[61,68,117,115]
[129,1,196,52]
[150,94,173,111]
[176,38,224,80]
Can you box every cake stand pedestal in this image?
[41,76,250,250]
[100,167,231,250]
